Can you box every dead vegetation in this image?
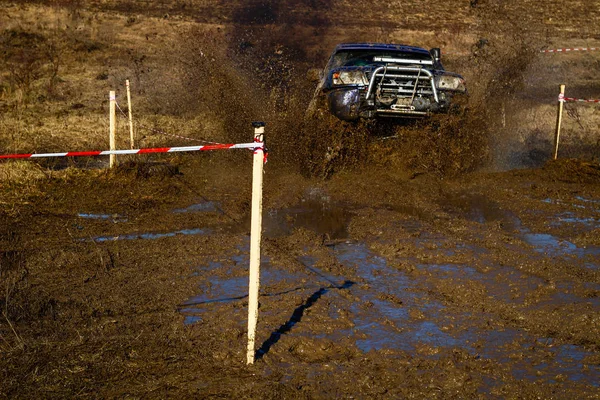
[1,1,598,174]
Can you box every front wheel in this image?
[327,89,362,121]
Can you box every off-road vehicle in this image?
[308,43,467,121]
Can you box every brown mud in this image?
[1,156,599,398]
[2,0,600,398]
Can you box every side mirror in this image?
[430,48,441,63]
[306,68,322,83]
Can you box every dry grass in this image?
[0,3,188,154]
[0,0,598,176]
[0,161,47,183]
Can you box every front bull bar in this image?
[365,66,439,104]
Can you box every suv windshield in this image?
[329,50,433,68]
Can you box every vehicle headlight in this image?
[332,70,368,86]
[435,75,466,92]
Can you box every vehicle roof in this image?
[333,43,431,55]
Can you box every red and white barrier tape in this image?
[542,47,598,53]
[558,93,600,103]
[0,142,265,160]
[442,46,599,57]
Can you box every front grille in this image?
[365,66,438,103]
[373,73,435,96]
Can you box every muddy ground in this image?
[1,155,599,398]
[1,0,600,398]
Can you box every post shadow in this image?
[179,285,320,307]
[255,280,354,360]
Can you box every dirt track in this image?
[1,0,600,398]
[1,156,599,398]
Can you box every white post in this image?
[109,91,116,168]
[246,122,265,365]
[126,80,135,149]
[554,84,566,160]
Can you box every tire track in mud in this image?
[176,190,599,392]
[329,241,599,389]
[179,234,599,391]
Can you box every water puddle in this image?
[446,193,600,268]
[524,233,578,252]
[330,243,459,353]
[550,213,599,228]
[523,232,600,262]
[442,192,518,229]
[544,197,600,211]
[181,249,314,325]
[182,264,303,308]
[330,243,599,386]
[177,237,598,388]
[78,213,128,223]
[575,196,600,206]
[172,201,219,214]
[89,228,210,242]
[542,198,587,209]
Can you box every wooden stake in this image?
[126,80,135,149]
[247,122,265,365]
[109,91,116,168]
[554,84,565,160]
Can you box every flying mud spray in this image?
[147,0,597,178]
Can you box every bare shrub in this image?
[1,30,47,96]
[0,28,67,105]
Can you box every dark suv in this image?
[308,43,466,121]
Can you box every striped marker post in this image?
[109,91,116,168]
[555,84,566,160]
[247,121,265,365]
